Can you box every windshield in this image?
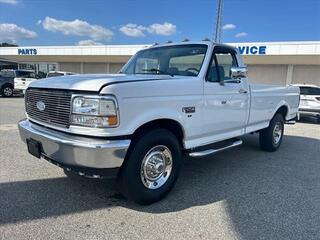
[121,44,208,77]
[16,71,36,78]
[1,70,14,78]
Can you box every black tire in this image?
[1,85,13,97]
[118,128,182,205]
[259,113,284,152]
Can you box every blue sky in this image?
[0,0,319,46]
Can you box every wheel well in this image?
[275,105,288,120]
[132,119,185,147]
[1,83,13,90]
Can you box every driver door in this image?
[202,46,249,143]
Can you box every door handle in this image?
[238,89,248,94]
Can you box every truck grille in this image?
[25,88,72,128]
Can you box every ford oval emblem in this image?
[36,101,45,111]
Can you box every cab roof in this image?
[147,40,237,51]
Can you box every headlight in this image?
[71,96,118,127]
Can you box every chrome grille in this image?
[25,88,72,128]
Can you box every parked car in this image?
[0,73,14,97]
[293,84,320,123]
[18,41,300,204]
[0,69,36,97]
[14,70,42,93]
[46,71,75,78]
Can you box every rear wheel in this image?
[118,128,182,205]
[1,85,13,97]
[259,113,284,152]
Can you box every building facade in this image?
[0,41,319,86]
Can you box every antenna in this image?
[214,0,224,43]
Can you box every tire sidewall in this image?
[1,85,13,97]
[119,129,181,204]
[270,114,284,149]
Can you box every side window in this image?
[299,87,309,95]
[300,87,320,95]
[207,49,238,82]
[1,71,14,78]
[215,52,238,80]
[207,57,219,82]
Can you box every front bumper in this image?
[18,119,131,170]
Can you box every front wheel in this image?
[1,85,13,97]
[118,128,182,205]
[259,113,284,152]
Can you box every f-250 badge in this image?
[182,106,195,113]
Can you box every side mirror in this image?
[230,67,247,79]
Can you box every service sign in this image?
[18,48,37,55]
[237,45,267,55]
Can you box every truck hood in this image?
[28,74,174,92]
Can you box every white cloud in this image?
[77,39,103,46]
[235,32,248,38]
[0,23,37,43]
[222,24,236,30]
[0,0,18,5]
[119,22,176,37]
[41,16,114,41]
[119,24,147,37]
[147,22,176,36]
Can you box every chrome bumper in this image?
[18,119,131,169]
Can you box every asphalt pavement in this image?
[0,97,320,240]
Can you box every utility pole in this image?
[214,0,224,43]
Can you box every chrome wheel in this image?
[3,87,13,97]
[272,122,282,145]
[140,145,173,190]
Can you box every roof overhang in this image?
[0,41,319,65]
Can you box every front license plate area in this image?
[27,139,42,158]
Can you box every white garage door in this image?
[247,65,287,85]
[83,63,108,73]
[59,63,81,73]
[292,65,320,86]
[109,63,124,73]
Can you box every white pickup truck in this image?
[14,70,41,93]
[18,41,300,204]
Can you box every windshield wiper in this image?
[141,68,174,77]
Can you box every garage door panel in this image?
[109,63,124,73]
[83,63,108,74]
[59,63,81,73]
[247,65,287,85]
[292,65,320,86]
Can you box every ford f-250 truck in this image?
[18,41,300,204]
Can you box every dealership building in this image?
[0,41,319,86]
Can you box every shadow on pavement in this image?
[0,94,24,99]
[0,176,120,225]
[297,116,319,124]
[1,134,319,238]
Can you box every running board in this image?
[189,139,243,157]
[285,120,296,125]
